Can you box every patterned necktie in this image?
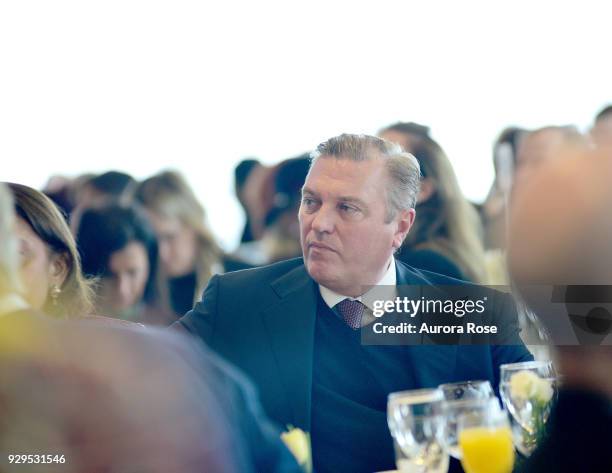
[336,299,366,330]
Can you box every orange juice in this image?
[459,426,515,473]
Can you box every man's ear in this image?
[392,208,416,250]
[49,252,69,288]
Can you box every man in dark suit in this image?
[177,134,532,473]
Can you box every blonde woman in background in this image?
[135,171,248,316]
[379,122,487,283]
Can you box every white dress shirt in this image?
[318,257,397,327]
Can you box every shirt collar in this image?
[0,293,29,318]
[319,256,397,311]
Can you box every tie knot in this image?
[336,299,366,330]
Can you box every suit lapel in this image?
[395,261,458,387]
[258,260,460,429]
[261,265,317,430]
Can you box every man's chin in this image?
[305,261,336,286]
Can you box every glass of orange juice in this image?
[457,398,515,473]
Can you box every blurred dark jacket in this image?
[520,388,612,473]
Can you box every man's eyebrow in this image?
[338,196,367,207]
[301,188,367,207]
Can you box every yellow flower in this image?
[534,378,553,403]
[281,427,311,472]
[509,370,553,402]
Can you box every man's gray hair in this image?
[0,183,21,295]
[311,134,421,222]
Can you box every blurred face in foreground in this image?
[299,156,412,297]
[514,128,587,190]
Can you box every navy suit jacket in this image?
[176,257,533,432]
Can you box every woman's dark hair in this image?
[234,158,261,194]
[6,182,95,317]
[493,127,527,169]
[76,204,162,307]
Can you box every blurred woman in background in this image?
[479,127,527,251]
[68,170,136,233]
[379,122,487,283]
[6,182,94,318]
[134,171,227,316]
[76,204,172,325]
[259,155,310,264]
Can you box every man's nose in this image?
[311,204,335,234]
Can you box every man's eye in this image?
[339,204,358,213]
[302,197,316,207]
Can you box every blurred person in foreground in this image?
[480,126,590,285]
[0,183,302,473]
[135,171,249,317]
[380,122,487,282]
[5,182,95,318]
[76,204,174,325]
[513,125,589,189]
[176,134,532,473]
[508,148,612,472]
[481,126,589,252]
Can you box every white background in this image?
[1,1,610,250]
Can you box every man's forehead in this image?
[302,158,388,205]
[306,156,383,178]
[307,155,385,177]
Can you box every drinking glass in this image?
[439,381,495,459]
[499,360,556,456]
[439,380,494,402]
[458,399,514,473]
[387,388,449,473]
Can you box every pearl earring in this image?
[49,284,62,306]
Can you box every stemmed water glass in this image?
[499,360,557,456]
[387,388,449,473]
